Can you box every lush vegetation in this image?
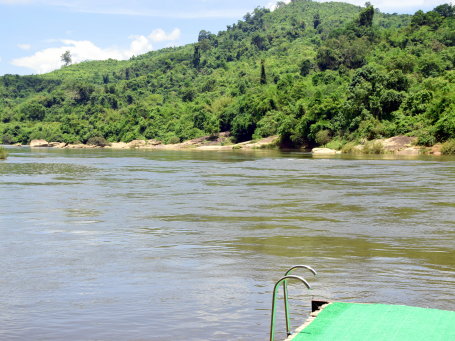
[441,139,455,154]
[1,1,454,148]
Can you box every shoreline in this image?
[26,135,281,152]
[15,135,443,156]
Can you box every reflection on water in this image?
[0,147,454,340]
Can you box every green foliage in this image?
[313,13,321,29]
[260,60,267,85]
[434,4,455,18]
[315,129,332,145]
[341,141,359,153]
[254,110,283,138]
[61,50,72,67]
[87,136,111,147]
[357,6,375,27]
[411,10,443,29]
[20,100,46,121]
[362,140,385,154]
[300,59,312,76]
[441,139,455,154]
[0,0,454,149]
[325,138,344,150]
[192,45,201,69]
[316,46,341,70]
[416,127,437,146]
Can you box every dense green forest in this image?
[1,0,454,149]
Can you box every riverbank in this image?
[27,133,280,151]
[312,136,443,156]
[20,134,444,156]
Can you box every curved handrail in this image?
[270,275,311,341]
[285,265,317,277]
[283,265,317,336]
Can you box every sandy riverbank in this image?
[27,133,280,151]
[312,136,442,156]
[25,134,442,155]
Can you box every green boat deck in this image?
[288,302,455,341]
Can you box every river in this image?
[1,147,454,340]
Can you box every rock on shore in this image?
[312,148,341,155]
[28,133,279,151]
[28,135,442,155]
[30,139,50,147]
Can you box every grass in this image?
[0,147,8,160]
[362,141,385,154]
[325,139,344,150]
[341,141,359,153]
[340,140,385,154]
[441,139,455,155]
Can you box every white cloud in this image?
[11,37,151,74]
[149,28,181,42]
[11,28,181,74]
[267,0,291,11]
[128,35,153,55]
[17,43,32,50]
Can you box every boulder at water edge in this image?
[30,139,49,147]
[312,148,340,155]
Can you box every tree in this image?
[300,59,312,76]
[434,4,455,18]
[61,50,72,66]
[316,46,341,70]
[252,33,267,50]
[198,30,212,42]
[357,6,374,27]
[313,13,321,29]
[192,45,201,69]
[260,59,267,85]
[20,101,46,121]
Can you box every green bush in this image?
[315,129,332,146]
[162,133,180,144]
[341,141,359,153]
[416,128,437,146]
[0,147,8,160]
[441,139,455,155]
[253,110,283,138]
[325,139,344,150]
[86,136,111,147]
[362,140,385,154]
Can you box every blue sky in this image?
[0,0,451,75]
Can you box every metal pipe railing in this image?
[283,265,317,336]
[269,275,311,341]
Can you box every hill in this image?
[0,0,454,149]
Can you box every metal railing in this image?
[269,265,317,341]
[283,265,317,337]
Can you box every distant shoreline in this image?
[25,135,280,152]
[13,134,443,156]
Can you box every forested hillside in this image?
[1,0,454,148]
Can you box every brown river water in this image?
[0,147,454,340]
